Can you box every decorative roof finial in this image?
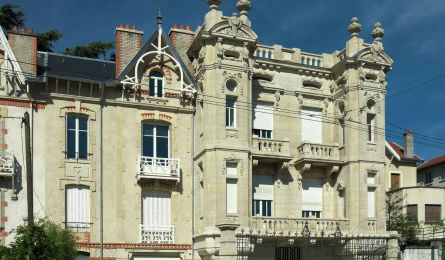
[371,22,384,42]
[207,0,221,10]
[157,6,163,27]
[348,17,361,38]
[236,0,251,15]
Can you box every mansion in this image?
[0,0,418,259]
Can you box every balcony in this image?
[137,155,180,181]
[0,151,14,176]
[140,225,175,244]
[249,216,349,237]
[295,142,342,166]
[252,137,290,158]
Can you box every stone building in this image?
[0,0,403,259]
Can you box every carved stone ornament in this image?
[358,67,366,84]
[371,22,385,42]
[207,0,221,10]
[378,70,387,88]
[236,0,251,14]
[228,13,243,36]
[329,81,336,93]
[198,47,206,63]
[226,128,239,140]
[348,17,362,38]
[323,98,330,115]
[297,94,304,110]
[222,71,243,95]
[336,181,345,191]
[275,91,281,107]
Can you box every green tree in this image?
[64,41,114,59]
[386,193,420,247]
[38,29,63,52]
[0,4,25,31]
[0,220,77,260]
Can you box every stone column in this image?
[217,223,239,260]
[386,232,400,260]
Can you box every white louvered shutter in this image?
[226,180,237,214]
[302,178,323,211]
[253,175,274,201]
[301,108,322,143]
[253,104,273,131]
[143,192,170,226]
[66,186,89,225]
[368,188,375,218]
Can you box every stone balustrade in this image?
[252,137,290,156]
[296,142,340,162]
[254,45,274,59]
[249,216,349,237]
[300,52,323,67]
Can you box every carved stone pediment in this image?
[209,20,258,40]
[355,46,393,66]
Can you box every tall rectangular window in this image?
[406,204,418,221]
[252,174,274,217]
[142,124,169,158]
[142,191,170,226]
[367,187,375,218]
[367,114,375,142]
[339,119,345,145]
[66,185,90,231]
[253,103,273,138]
[425,204,441,223]
[226,162,237,176]
[301,107,322,143]
[66,114,88,159]
[390,173,400,190]
[148,71,164,97]
[302,178,323,218]
[226,98,236,128]
[226,179,237,214]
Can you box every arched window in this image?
[66,114,88,160]
[148,71,164,98]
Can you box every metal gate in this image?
[237,234,388,260]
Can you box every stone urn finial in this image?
[348,17,361,38]
[207,0,221,10]
[371,22,384,42]
[236,0,251,15]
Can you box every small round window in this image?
[226,79,238,92]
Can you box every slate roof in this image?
[418,154,445,171]
[37,51,116,83]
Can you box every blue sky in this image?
[6,0,445,161]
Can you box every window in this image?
[226,179,237,214]
[425,173,433,184]
[367,114,375,142]
[391,173,400,190]
[142,124,169,158]
[66,185,90,232]
[253,103,273,138]
[226,162,237,176]
[142,191,170,226]
[339,119,345,145]
[226,98,236,128]
[425,204,441,223]
[406,204,418,221]
[253,200,272,217]
[367,187,375,218]
[66,114,88,159]
[301,107,322,143]
[253,175,274,217]
[148,71,164,97]
[302,178,323,218]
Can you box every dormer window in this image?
[148,71,164,98]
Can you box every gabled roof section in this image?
[385,141,423,163]
[418,154,445,171]
[0,26,26,85]
[116,26,197,93]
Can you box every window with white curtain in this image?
[142,191,170,227]
[253,103,273,138]
[252,174,274,217]
[66,185,90,231]
[301,107,322,143]
[226,179,237,214]
[302,178,323,218]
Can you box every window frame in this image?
[148,71,164,98]
[65,185,90,232]
[141,123,170,158]
[226,98,236,128]
[253,199,272,217]
[367,113,376,142]
[425,204,441,223]
[65,114,89,160]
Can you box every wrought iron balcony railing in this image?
[0,151,14,175]
[249,216,349,237]
[137,155,180,181]
[140,225,175,244]
[64,222,92,233]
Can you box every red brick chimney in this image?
[115,24,143,77]
[8,26,38,77]
[169,24,195,62]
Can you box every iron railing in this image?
[140,224,175,244]
[137,155,180,181]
